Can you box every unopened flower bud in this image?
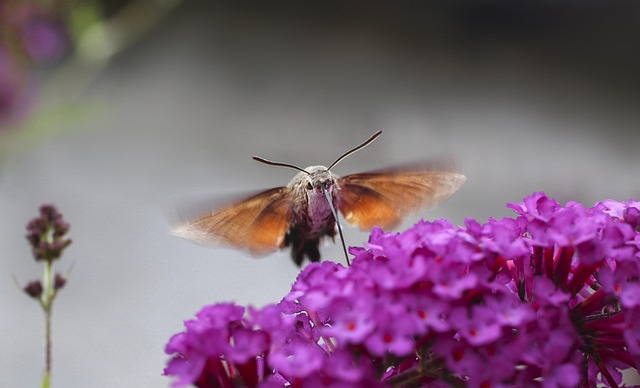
[23,280,43,298]
[54,273,66,290]
[39,204,57,220]
[53,221,70,237]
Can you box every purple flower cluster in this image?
[22,204,71,300]
[165,193,640,387]
[26,204,72,262]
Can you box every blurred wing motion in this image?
[172,187,292,255]
[338,165,466,230]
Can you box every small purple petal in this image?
[268,341,325,379]
[227,327,268,364]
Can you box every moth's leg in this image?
[325,219,337,242]
[285,227,306,266]
[302,238,321,263]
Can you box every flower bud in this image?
[23,280,43,298]
[54,273,66,290]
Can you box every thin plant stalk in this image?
[22,205,71,388]
[42,260,54,388]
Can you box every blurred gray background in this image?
[2,1,640,386]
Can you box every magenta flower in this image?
[165,193,640,387]
[164,303,269,388]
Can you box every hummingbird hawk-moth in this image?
[173,131,466,266]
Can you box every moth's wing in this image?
[337,164,466,230]
[172,187,292,255]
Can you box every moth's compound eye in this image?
[306,182,313,190]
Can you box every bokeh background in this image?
[2,1,640,386]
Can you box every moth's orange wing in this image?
[338,165,466,230]
[172,187,292,255]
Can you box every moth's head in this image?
[290,166,337,193]
[253,130,382,196]
[307,166,338,191]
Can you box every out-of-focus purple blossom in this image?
[22,18,68,63]
[0,2,72,125]
[165,193,640,387]
[6,4,68,64]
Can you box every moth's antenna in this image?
[322,185,350,266]
[327,130,383,171]
[252,156,310,175]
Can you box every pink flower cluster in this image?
[165,193,640,387]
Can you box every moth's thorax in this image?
[288,165,340,234]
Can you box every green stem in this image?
[41,371,50,388]
[42,259,55,387]
[384,366,424,386]
[45,303,52,380]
